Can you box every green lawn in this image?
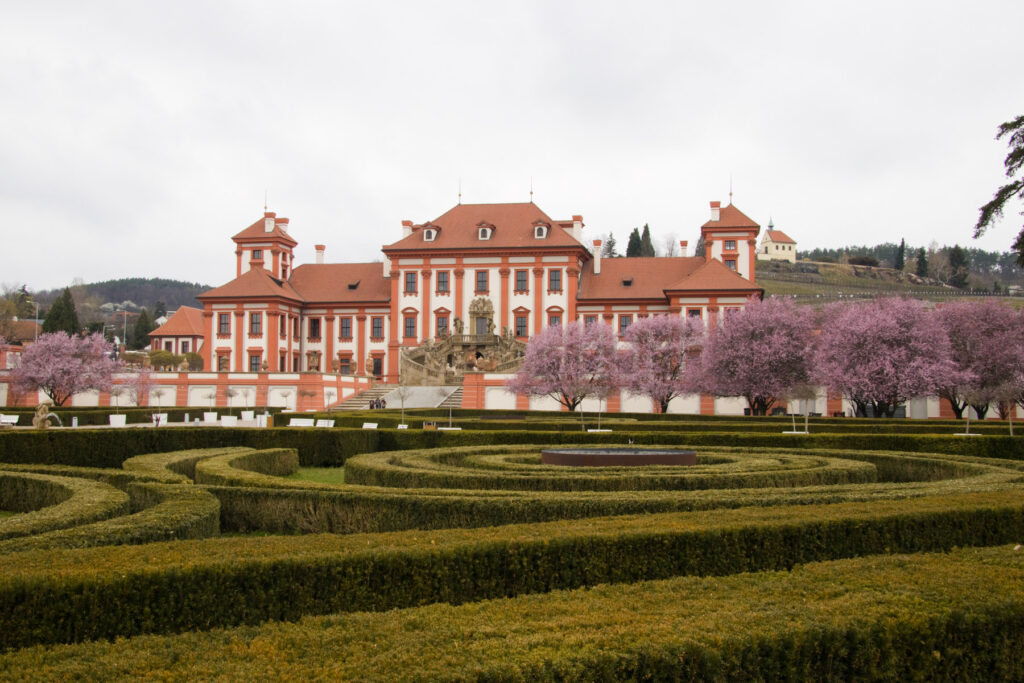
[0,511,17,520]
[287,467,345,485]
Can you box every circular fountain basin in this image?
[541,448,697,467]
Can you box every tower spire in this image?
[458,178,462,205]
[530,176,534,203]
[728,173,733,205]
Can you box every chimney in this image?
[264,211,276,233]
[315,244,325,264]
[709,201,721,222]
[276,217,290,233]
[572,215,583,242]
[383,255,391,278]
[402,220,414,238]
[592,239,603,275]
[679,240,688,257]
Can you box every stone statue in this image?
[453,318,464,334]
[32,401,55,430]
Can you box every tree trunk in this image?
[970,403,989,420]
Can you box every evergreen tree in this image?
[639,224,656,257]
[154,300,167,319]
[41,287,81,336]
[915,247,929,277]
[894,239,906,271]
[626,228,642,257]
[601,232,620,258]
[974,114,1024,265]
[132,308,154,350]
[948,245,970,288]
[694,236,707,258]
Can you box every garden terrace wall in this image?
[0,491,1023,650]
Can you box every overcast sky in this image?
[2,1,1023,291]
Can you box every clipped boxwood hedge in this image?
[0,471,130,541]
[0,488,1023,650]
[122,447,257,483]
[0,481,219,554]
[1,546,1021,680]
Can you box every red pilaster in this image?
[454,268,465,327]
[201,310,213,371]
[566,266,579,322]
[421,270,432,340]
[325,313,335,372]
[356,314,367,375]
[387,270,400,382]
[233,310,244,371]
[699,394,715,415]
[533,267,544,334]
[499,267,510,333]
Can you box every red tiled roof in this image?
[578,256,761,302]
[578,257,705,300]
[665,258,762,292]
[289,263,390,304]
[198,268,304,302]
[1,320,41,344]
[765,229,796,244]
[382,203,586,252]
[149,306,204,338]
[232,214,298,246]
[702,203,760,229]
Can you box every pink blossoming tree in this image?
[935,300,1024,419]
[697,296,815,415]
[506,321,619,413]
[813,298,956,418]
[11,332,121,406]
[619,314,704,413]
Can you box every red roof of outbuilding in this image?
[702,203,760,229]
[382,203,585,252]
[765,229,796,244]
[149,306,204,338]
[665,258,762,292]
[289,263,390,304]
[1,320,41,344]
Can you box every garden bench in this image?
[315,419,335,428]
[288,418,316,427]
[362,422,378,429]
[0,415,18,426]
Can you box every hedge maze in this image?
[0,414,1023,679]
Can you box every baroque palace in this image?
[177,199,762,389]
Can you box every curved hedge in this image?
[0,471,130,541]
[123,447,257,483]
[0,481,219,553]
[343,445,880,491]
[0,490,1022,650]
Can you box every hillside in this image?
[757,260,1006,301]
[35,278,211,313]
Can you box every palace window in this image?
[725,259,737,271]
[436,315,449,336]
[339,358,352,375]
[292,317,299,337]
[618,314,632,335]
[249,354,261,373]
[423,228,436,241]
[404,316,416,339]
[436,271,449,294]
[340,317,352,339]
[308,317,321,339]
[534,225,548,238]
[515,315,528,337]
[249,312,262,335]
[515,269,528,293]
[252,249,262,260]
[181,341,189,354]
[548,315,561,327]
[279,353,286,371]
[217,355,230,372]
[548,269,562,292]
[584,315,597,327]
[218,313,230,335]
[475,270,488,293]
[279,315,286,336]
[724,240,736,251]
[478,227,492,240]
[687,308,702,318]
[371,316,384,339]
[405,271,417,294]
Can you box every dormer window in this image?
[423,229,436,242]
[534,226,548,239]
[478,227,492,240]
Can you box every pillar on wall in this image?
[461,373,485,409]
[699,394,715,416]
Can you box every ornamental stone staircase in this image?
[330,385,398,411]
